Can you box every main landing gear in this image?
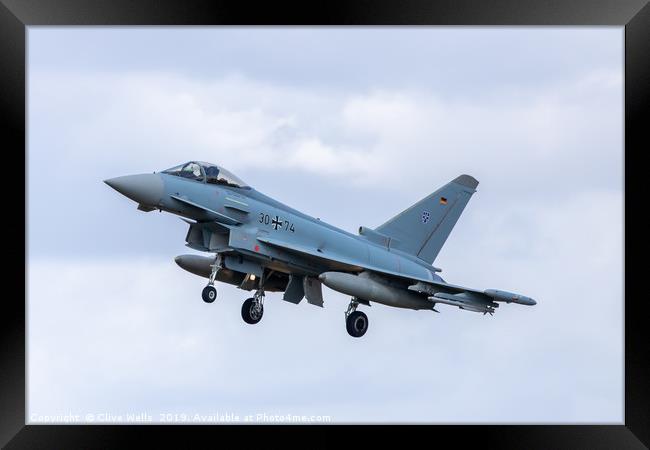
[202,255,222,303]
[345,298,369,338]
[241,290,264,324]
[241,271,267,325]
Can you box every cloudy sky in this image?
[27,27,623,423]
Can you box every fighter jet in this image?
[105,161,536,337]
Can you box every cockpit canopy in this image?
[162,161,250,189]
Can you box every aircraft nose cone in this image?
[104,173,163,206]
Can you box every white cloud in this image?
[30,67,621,195]
[283,138,383,177]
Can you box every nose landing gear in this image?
[345,298,368,338]
[202,285,217,303]
[202,255,222,303]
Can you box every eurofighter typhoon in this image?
[105,161,536,337]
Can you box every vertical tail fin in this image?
[375,175,478,264]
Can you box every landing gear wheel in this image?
[242,297,264,324]
[202,285,217,303]
[346,311,368,338]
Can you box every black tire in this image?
[242,298,263,324]
[202,285,217,303]
[346,311,368,338]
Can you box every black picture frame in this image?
[2,0,647,448]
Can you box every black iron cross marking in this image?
[271,216,282,230]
